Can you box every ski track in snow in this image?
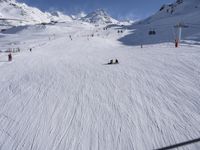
[0,29,200,150]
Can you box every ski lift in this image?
[1,29,6,32]
[148,29,156,35]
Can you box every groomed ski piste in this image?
[1,0,200,149]
[0,21,200,150]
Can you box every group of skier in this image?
[117,30,124,34]
[6,47,33,62]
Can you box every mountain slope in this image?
[0,0,72,26]
[0,0,52,26]
[81,9,118,25]
[142,0,200,24]
[51,11,72,22]
[119,0,200,46]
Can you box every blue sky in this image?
[18,0,175,20]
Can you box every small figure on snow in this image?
[69,35,72,40]
[108,59,114,65]
[8,53,12,61]
[115,59,119,64]
[107,59,119,65]
[175,39,179,48]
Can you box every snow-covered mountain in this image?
[0,1,119,27]
[141,0,200,24]
[120,0,200,45]
[71,12,87,20]
[0,0,52,26]
[81,9,118,25]
[0,0,72,26]
[50,11,72,22]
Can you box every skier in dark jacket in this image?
[8,53,12,61]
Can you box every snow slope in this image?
[0,1,119,29]
[0,0,200,149]
[142,0,200,23]
[119,0,200,45]
[81,9,118,25]
[0,0,72,26]
[0,0,52,26]
[50,11,72,22]
[0,21,200,150]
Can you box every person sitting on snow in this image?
[107,59,119,65]
[108,59,114,64]
[115,59,119,64]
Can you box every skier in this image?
[69,35,72,40]
[175,39,179,48]
[108,59,114,65]
[30,48,32,52]
[8,53,12,61]
[115,59,119,64]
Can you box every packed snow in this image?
[0,0,200,150]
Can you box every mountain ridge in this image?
[80,9,118,25]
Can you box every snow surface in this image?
[0,0,200,150]
[120,0,200,46]
[0,21,200,150]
